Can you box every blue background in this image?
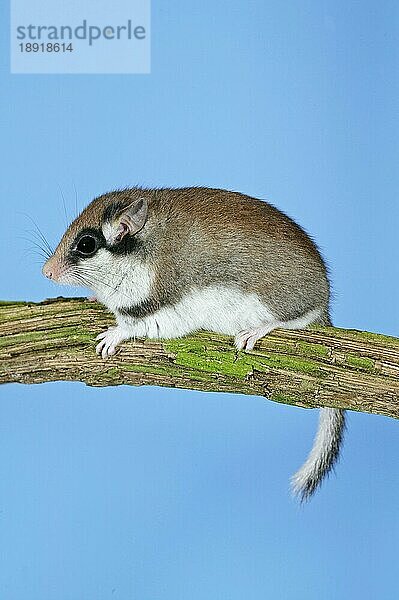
[1,1,398,599]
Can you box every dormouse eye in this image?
[76,235,98,256]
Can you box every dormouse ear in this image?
[105,197,148,245]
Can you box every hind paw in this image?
[234,324,275,351]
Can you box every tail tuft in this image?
[291,408,346,502]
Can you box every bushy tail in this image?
[291,408,346,502]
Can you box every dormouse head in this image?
[42,193,148,296]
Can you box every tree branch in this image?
[1,298,398,418]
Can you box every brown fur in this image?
[52,186,331,322]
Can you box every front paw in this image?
[95,326,127,359]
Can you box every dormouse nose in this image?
[42,266,53,279]
[42,257,56,280]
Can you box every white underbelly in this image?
[139,285,276,338]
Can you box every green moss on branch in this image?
[0,298,398,419]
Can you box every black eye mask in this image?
[69,225,147,262]
[70,228,105,261]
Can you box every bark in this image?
[0,298,398,419]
